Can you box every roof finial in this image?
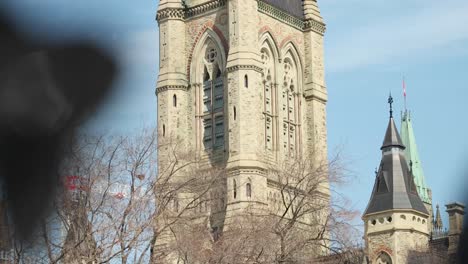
[388,93,394,118]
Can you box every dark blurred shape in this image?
[0,14,117,239]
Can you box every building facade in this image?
[155,0,329,262]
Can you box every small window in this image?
[387,217,392,223]
[244,74,248,88]
[163,124,166,137]
[371,219,376,226]
[173,196,179,212]
[173,94,177,107]
[233,179,237,199]
[400,214,406,220]
[233,106,236,120]
[246,182,251,198]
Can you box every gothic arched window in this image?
[173,196,179,212]
[200,42,225,150]
[261,46,275,151]
[375,252,392,264]
[246,180,252,198]
[281,54,301,157]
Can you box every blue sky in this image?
[3,0,468,229]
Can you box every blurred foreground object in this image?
[0,15,117,239]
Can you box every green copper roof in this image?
[401,111,432,204]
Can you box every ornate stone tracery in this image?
[190,31,227,151]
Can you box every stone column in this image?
[446,202,465,254]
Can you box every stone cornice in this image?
[258,0,303,31]
[257,1,326,34]
[155,85,188,95]
[157,0,227,22]
[185,0,227,19]
[303,18,326,35]
[156,0,326,35]
[226,64,263,74]
[156,8,185,21]
[367,227,430,237]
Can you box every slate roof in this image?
[262,0,304,18]
[381,116,404,150]
[364,117,429,216]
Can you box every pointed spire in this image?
[434,204,443,231]
[364,98,428,216]
[401,110,431,204]
[381,116,405,150]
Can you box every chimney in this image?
[446,202,465,254]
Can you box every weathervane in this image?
[388,93,394,118]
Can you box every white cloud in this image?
[325,0,468,72]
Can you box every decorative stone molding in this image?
[258,1,304,30]
[156,8,185,21]
[186,0,227,19]
[155,85,188,95]
[303,18,326,35]
[157,1,326,35]
[226,64,263,74]
[157,0,226,22]
[257,1,326,34]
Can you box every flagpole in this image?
[403,76,407,112]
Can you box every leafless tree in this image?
[5,129,221,264]
[157,151,362,264]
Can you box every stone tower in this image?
[401,110,433,231]
[446,202,465,254]
[363,96,430,264]
[155,0,329,262]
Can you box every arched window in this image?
[244,74,248,88]
[281,54,301,157]
[173,196,179,212]
[162,124,165,137]
[375,252,392,264]
[261,47,275,151]
[246,181,251,198]
[173,94,177,107]
[233,179,237,199]
[200,43,225,150]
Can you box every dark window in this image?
[174,196,179,212]
[246,182,251,198]
[233,179,237,199]
[163,124,165,137]
[173,94,177,107]
[244,74,248,88]
[233,106,236,120]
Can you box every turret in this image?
[363,95,430,264]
